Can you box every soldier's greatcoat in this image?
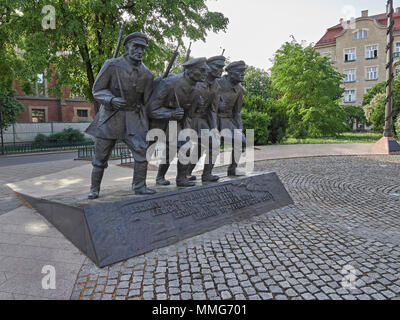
[148,72,197,135]
[187,79,219,135]
[216,75,244,133]
[86,54,153,161]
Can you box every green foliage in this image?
[271,41,347,138]
[361,75,400,134]
[341,105,368,130]
[34,128,85,144]
[362,82,385,106]
[33,133,47,144]
[395,115,400,139]
[241,109,271,145]
[243,66,280,100]
[369,96,386,132]
[242,95,287,144]
[0,88,25,129]
[4,0,229,106]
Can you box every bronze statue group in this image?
[86,32,247,199]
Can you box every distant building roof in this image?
[315,11,400,48]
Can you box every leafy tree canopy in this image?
[2,0,229,112]
[242,66,280,100]
[361,74,400,133]
[271,40,347,138]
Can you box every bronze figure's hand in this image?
[111,97,127,111]
[171,108,184,120]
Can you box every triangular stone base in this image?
[371,137,400,155]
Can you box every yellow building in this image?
[315,9,400,107]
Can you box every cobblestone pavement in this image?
[70,155,400,300]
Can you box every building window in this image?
[344,48,356,62]
[31,108,46,123]
[395,43,400,59]
[344,69,356,83]
[366,67,378,81]
[353,29,368,40]
[77,109,89,118]
[366,45,378,59]
[344,90,356,103]
[365,87,372,94]
[35,73,47,97]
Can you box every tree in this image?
[361,74,400,133]
[0,5,26,132]
[341,105,368,130]
[270,41,347,138]
[243,66,280,100]
[0,88,25,130]
[4,0,229,112]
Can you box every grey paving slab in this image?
[0,243,84,264]
[0,232,32,245]
[0,291,14,300]
[0,272,6,286]
[0,256,81,279]
[0,273,75,299]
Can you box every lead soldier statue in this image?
[85,32,156,199]
[148,57,209,187]
[217,61,247,176]
[185,55,226,182]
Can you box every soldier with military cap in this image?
[217,60,247,176]
[148,57,209,187]
[85,32,156,199]
[185,55,226,182]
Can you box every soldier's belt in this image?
[120,106,139,112]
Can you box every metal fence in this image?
[1,140,95,155]
[2,122,92,144]
[77,144,130,160]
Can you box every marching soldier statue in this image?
[186,55,226,182]
[217,61,247,176]
[148,57,209,187]
[85,32,156,199]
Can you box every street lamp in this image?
[373,0,400,153]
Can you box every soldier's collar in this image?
[122,54,142,71]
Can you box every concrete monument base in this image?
[8,163,293,267]
[371,136,400,155]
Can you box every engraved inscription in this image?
[120,182,275,221]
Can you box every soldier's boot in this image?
[202,164,219,182]
[176,162,196,187]
[227,161,246,177]
[186,163,197,181]
[132,161,156,195]
[156,163,171,186]
[88,167,104,199]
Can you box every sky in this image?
[188,0,399,71]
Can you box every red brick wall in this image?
[13,68,95,123]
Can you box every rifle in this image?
[163,44,180,79]
[113,21,126,59]
[99,22,126,126]
[185,42,192,62]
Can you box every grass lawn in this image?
[281,132,383,145]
